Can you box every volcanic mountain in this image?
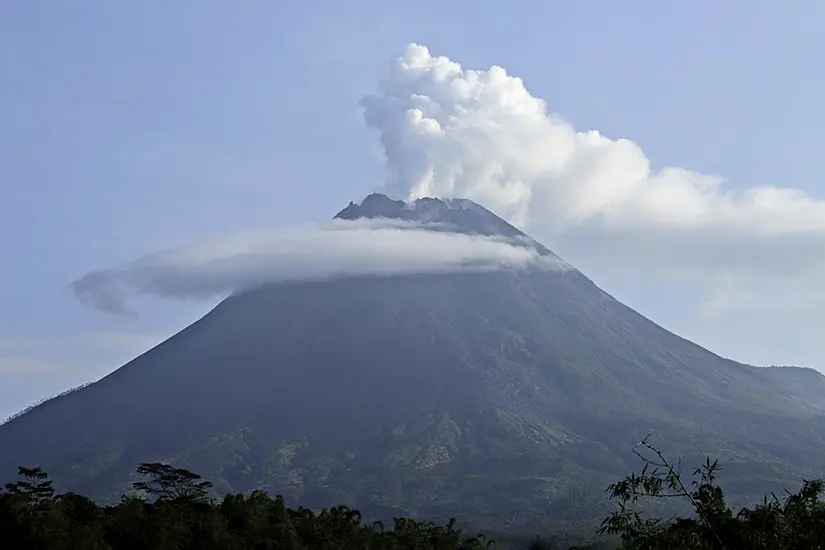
[2,193,825,529]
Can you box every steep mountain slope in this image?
[1,194,824,529]
[755,365,825,409]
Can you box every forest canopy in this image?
[3,441,825,549]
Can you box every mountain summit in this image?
[335,193,527,239]
[1,195,825,529]
[335,193,557,260]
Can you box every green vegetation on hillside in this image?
[3,440,825,549]
[598,436,825,548]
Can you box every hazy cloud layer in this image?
[73,220,562,314]
[362,44,825,292]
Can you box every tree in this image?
[598,435,825,549]
[0,462,563,549]
[132,462,213,502]
[3,466,56,508]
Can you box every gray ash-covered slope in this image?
[754,366,825,409]
[2,194,825,529]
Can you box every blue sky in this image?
[2,0,825,420]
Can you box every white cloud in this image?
[72,219,564,315]
[361,44,825,283]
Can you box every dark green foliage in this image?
[600,436,825,549]
[4,466,56,506]
[6,446,825,549]
[132,462,213,502]
[0,463,504,549]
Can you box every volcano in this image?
[2,194,824,529]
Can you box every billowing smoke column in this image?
[74,43,825,317]
[361,44,825,281]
